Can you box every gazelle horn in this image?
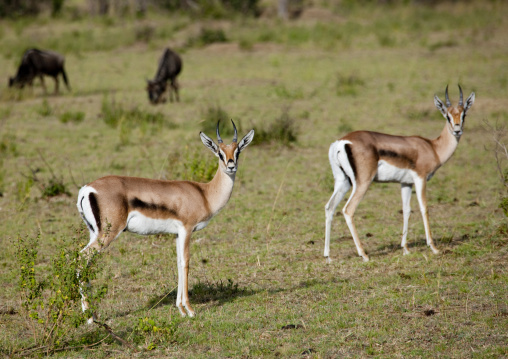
[216,121,223,144]
[458,85,464,107]
[231,119,238,143]
[445,85,451,107]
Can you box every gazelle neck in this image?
[431,122,461,166]
[205,167,236,215]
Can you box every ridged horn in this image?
[216,121,223,144]
[231,119,238,143]
[458,84,463,107]
[445,85,451,107]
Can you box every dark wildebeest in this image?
[146,48,182,104]
[9,48,71,94]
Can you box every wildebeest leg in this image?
[39,75,47,94]
[171,79,180,102]
[61,69,71,91]
[53,76,60,95]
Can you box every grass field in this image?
[0,1,507,357]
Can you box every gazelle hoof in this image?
[362,255,370,262]
[325,256,332,264]
[402,247,410,255]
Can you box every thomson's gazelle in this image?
[324,86,475,262]
[77,120,254,319]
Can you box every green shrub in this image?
[40,178,70,198]
[15,231,107,354]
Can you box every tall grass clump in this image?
[36,99,53,117]
[252,107,298,146]
[186,27,228,48]
[59,110,85,124]
[101,95,172,145]
[14,230,107,356]
[335,73,365,97]
[166,146,217,183]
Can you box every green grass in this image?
[0,0,507,357]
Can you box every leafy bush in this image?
[15,231,107,355]
[40,178,71,198]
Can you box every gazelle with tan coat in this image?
[324,86,475,262]
[77,120,254,319]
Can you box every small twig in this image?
[94,319,136,350]
[37,148,57,180]
[147,285,178,312]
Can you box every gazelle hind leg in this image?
[324,176,351,262]
[414,177,440,254]
[400,184,412,255]
[342,181,371,262]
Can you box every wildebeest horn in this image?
[231,119,238,143]
[445,85,451,107]
[216,121,223,144]
[458,84,463,107]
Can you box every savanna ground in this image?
[0,0,507,357]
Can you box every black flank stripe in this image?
[344,144,357,178]
[379,149,415,169]
[130,197,178,217]
[89,193,101,233]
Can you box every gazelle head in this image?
[200,120,255,175]
[434,85,475,139]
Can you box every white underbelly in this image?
[374,160,415,184]
[126,211,182,235]
[125,211,211,235]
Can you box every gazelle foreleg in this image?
[414,177,440,254]
[324,174,351,262]
[400,184,412,255]
[176,226,195,317]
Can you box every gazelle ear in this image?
[238,130,255,152]
[434,95,448,118]
[464,92,475,114]
[200,132,219,156]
